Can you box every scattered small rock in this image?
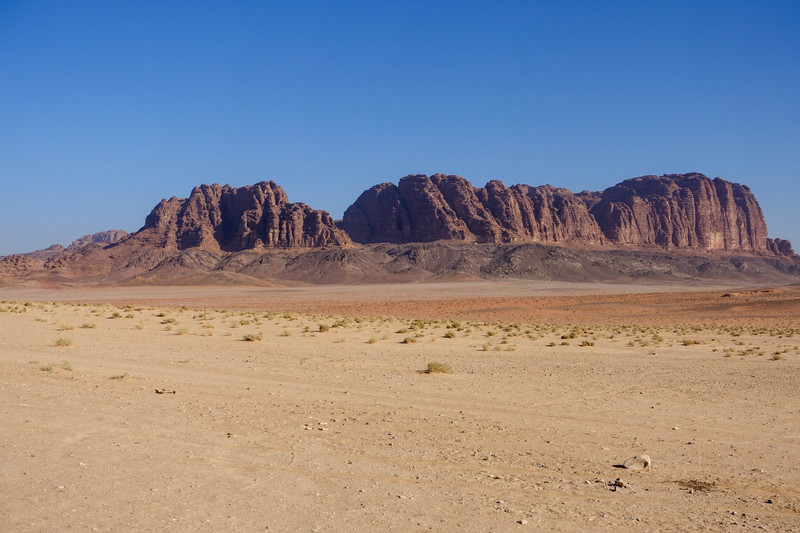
[609,478,626,491]
[622,454,652,470]
[155,389,176,394]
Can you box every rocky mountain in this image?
[340,174,605,245]
[587,173,770,253]
[767,238,794,255]
[7,242,797,287]
[341,173,791,256]
[1,230,130,262]
[69,230,129,249]
[1,173,796,287]
[136,181,351,251]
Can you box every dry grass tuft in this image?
[425,362,453,374]
[242,332,263,342]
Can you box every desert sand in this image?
[1,281,799,531]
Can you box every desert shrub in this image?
[443,331,456,339]
[318,324,330,333]
[425,362,452,374]
[41,360,72,371]
[54,338,72,347]
[81,322,97,329]
[401,337,416,344]
[242,332,263,342]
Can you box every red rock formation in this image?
[505,184,605,244]
[342,173,779,255]
[139,181,350,251]
[767,238,794,256]
[341,174,604,245]
[590,173,768,253]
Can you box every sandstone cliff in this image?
[137,182,351,251]
[340,174,605,245]
[589,173,769,253]
[342,173,788,256]
[767,238,794,256]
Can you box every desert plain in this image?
[1,280,799,532]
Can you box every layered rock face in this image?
[340,174,605,245]
[342,173,786,255]
[139,182,350,251]
[589,173,769,253]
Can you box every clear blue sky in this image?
[1,1,798,255]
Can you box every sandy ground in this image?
[1,282,800,531]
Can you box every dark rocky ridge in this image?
[341,173,792,256]
[73,243,800,286]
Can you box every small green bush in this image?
[425,362,452,374]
